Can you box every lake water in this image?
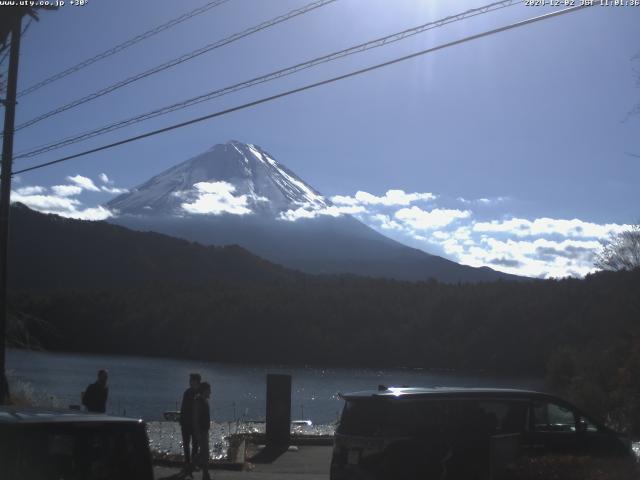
[7,348,543,423]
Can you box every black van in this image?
[330,387,632,480]
[0,407,154,480]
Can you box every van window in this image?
[337,399,449,437]
[452,400,528,436]
[475,401,528,434]
[338,399,386,436]
[338,398,529,438]
[577,414,600,433]
[533,402,576,432]
[383,399,449,437]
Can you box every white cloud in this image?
[12,192,80,211]
[67,175,100,192]
[332,189,435,207]
[324,205,366,216]
[67,206,113,221]
[51,185,83,197]
[333,186,634,278]
[431,231,450,241]
[335,188,630,278]
[330,189,624,278]
[181,181,252,215]
[15,186,45,195]
[101,186,128,195]
[279,207,318,221]
[279,203,366,222]
[330,194,360,206]
[408,215,631,279]
[451,236,603,279]
[473,217,629,239]
[394,206,471,230]
[11,173,125,220]
[458,196,508,205]
[249,193,270,203]
[370,214,403,231]
[171,190,189,199]
[11,191,112,221]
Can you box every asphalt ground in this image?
[154,445,333,480]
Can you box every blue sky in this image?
[5,0,640,278]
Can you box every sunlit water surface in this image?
[8,348,542,423]
[9,348,547,458]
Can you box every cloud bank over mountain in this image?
[11,173,126,221]
[336,192,630,279]
[10,141,631,280]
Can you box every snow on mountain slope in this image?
[107,141,328,217]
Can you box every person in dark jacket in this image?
[82,369,108,413]
[193,382,211,480]
[180,373,201,468]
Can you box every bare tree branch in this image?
[595,224,640,271]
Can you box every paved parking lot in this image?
[154,445,332,480]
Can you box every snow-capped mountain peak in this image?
[106,140,520,283]
[107,141,328,217]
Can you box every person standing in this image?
[180,373,201,468]
[193,382,212,480]
[82,369,109,413]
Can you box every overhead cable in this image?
[17,0,232,97]
[12,0,339,132]
[15,0,519,159]
[0,19,32,69]
[13,3,594,176]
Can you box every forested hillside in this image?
[12,269,639,373]
[8,203,297,290]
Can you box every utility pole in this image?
[0,10,23,405]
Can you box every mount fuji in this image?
[107,141,520,283]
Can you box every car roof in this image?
[0,406,143,425]
[340,386,554,401]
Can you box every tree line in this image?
[9,268,640,432]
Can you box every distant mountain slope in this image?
[108,140,524,283]
[8,204,294,291]
[112,214,518,283]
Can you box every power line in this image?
[12,0,339,133]
[0,42,11,67]
[20,19,32,40]
[1,21,31,99]
[13,3,594,176]
[15,0,520,159]
[16,0,232,97]
[0,19,31,70]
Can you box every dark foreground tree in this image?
[595,224,640,272]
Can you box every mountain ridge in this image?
[107,140,525,283]
[8,203,296,291]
